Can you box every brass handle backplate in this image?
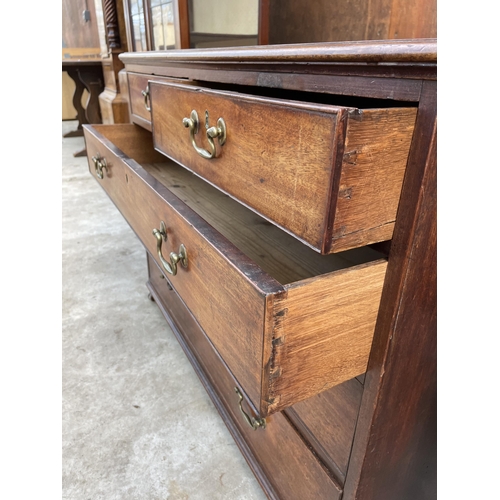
[152,221,188,276]
[141,87,151,111]
[182,109,226,159]
[91,154,107,179]
[235,387,266,430]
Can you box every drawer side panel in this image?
[331,108,417,252]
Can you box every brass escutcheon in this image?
[235,387,266,430]
[91,154,107,179]
[152,221,188,276]
[182,109,226,159]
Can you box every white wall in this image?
[190,0,258,34]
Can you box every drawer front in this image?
[128,73,196,131]
[84,123,275,412]
[150,81,417,254]
[150,81,342,252]
[147,254,343,500]
[127,72,153,127]
[84,123,387,419]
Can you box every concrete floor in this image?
[62,121,267,500]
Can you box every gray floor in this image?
[62,121,266,500]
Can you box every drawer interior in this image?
[96,123,385,284]
[143,159,384,285]
[188,79,420,108]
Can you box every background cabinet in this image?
[267,0,436,43]
[62,0,103,121]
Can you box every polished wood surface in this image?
[120,39,437,64]
[151,80,343,251]
[62,0,101,49]
[150,81,416,253]
[127,72,153,124]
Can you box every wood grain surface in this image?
[124,62,427,102]
[266,260,387,414]
[143,160,383,285]
[120,39,437,65]
[127,72,152,123]
[268,0,436,44]
[343,80,437,500]
[331,107,417,252]
[83,123,388,417]
[285,377,363,483]
[151,81,343,251]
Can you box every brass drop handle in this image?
[152,221,188,276]
[235,387,266,430]
[182,109,226,159]
[141,87,151,111]
[91,154,107,179]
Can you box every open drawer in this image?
[150,81,417,254]
[83,123,387,418]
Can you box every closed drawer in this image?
[83,123,387,418]
[284,377,363,483]
[150,81,417,254]
[147,253,343,500]
[127,73,194,131]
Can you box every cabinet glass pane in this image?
[130,0,147,51]
[151,0,176,50]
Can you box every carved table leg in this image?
[63,68,86,138]
[78,67,104,125]
[71,66,104,157]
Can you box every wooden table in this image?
[62,58,104,156]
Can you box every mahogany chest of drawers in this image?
[83,39,437,500]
